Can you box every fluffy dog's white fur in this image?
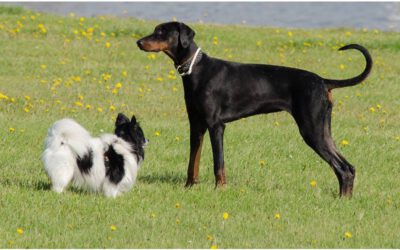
[42,118,140,198]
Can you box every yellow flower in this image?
[175,136,180,141]
[86,104,92,110]
[287,31,293,37]
[339,64,345,70]
[101,32,106,37]
[40,64,47,69]
[156,77,164,82]
[176,219,181,224]
[109,105,116,111]
[0,92,9,100]
[213,36,219,45]
[115,82,122,89]
[256,40,262,47]
[122,71,128,77]
[9,127,15,133]
[207,235,214,241]
[110,225,117,231]
[147,54,156,60]
[175,203,181,208]
[344,231,352,238]
[259,160,266,166]
[79,17,85,22]
[74,101,83,107]
[210,244,218,249]
[369,107,375,113]
[341,140,349,146]
[16,228,24,235]
[105,42,111,48]
[102,73,111,81]
[97,107,103,113]
[310,180,317,188]
[154,131,161,136]
[223,212,229,220]
[274,213,281,220]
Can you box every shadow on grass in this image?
[0,178,52,191]
[138,172,185,185]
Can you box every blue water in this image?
[7,2,400,31]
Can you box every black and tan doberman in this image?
[137,22,372,197]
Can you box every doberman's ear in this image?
[178,22,195,49]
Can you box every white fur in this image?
[42,119,140,198]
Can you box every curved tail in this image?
[324,44,373,90]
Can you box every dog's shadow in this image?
[138,172,185,185]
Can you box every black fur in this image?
[104,146,125,184]
[76,149,93,174]
[115,113,146,162]
[137,22,373,197]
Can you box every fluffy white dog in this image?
[42,113,147,197]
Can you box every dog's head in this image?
[136,22,195,53]
[114,113,147,159]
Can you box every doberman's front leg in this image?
[209,123,226,187]
[185,121,207,187]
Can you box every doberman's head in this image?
[136,22,196,64]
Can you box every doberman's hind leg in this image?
[293,98,355,197]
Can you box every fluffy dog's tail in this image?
[324,44,373,90]
[44,119,92,158]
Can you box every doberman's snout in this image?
[136,39,144,50]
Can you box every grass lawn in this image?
[0,5,400,248]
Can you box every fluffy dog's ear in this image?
[131,115,137,125]
[116,113,130,126]
[179,22,195,48]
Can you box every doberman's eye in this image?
[156,29,163,36]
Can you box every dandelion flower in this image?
[147,54,156,60]
[259,160,266,166]
[223,212,229,220]
[110,225,117,231]
[344,231,352,238]
[9,127,15,133]
[115,82,122,89]
[210,245,218,249]
[74,101,83,107]
[109,105,116,112]
[341,140,349,146]
[105,42,111,48]
[175,203,181,208]
[207,235,214,241]
[40,64,47,69]
[154,131,161,136]
[339,64,345,70]
[16,228,24,235]
[274,213,281,220]
[310,180,317,188]
[176,219,181,224]
[287,31,293,37]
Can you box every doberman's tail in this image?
[324,44,372,90]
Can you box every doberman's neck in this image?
[164,43,199,66]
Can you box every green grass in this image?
[1,5,400,248]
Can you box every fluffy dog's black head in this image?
[115,113,147,160]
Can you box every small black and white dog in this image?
[42,113,147,197]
